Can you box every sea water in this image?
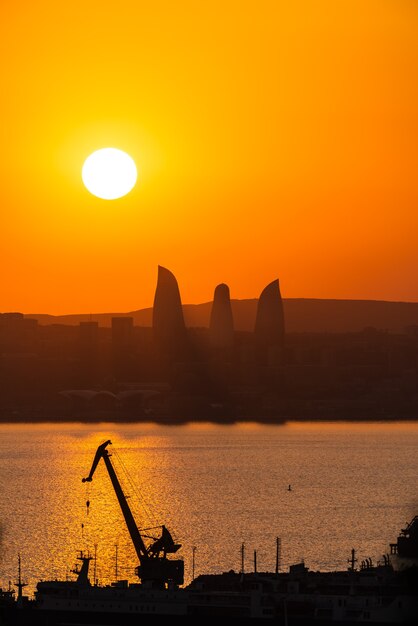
[0,420,417,596]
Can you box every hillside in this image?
[24,298,418,333]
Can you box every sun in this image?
[82,148,137,200]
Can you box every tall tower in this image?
[152,266,188,361]
[209,283,234,351]
[254,279,285,365]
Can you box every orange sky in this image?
[1,1,417,315]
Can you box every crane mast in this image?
[82,440,184,587]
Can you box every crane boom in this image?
[82,440,184,587]
[82,440,148,562]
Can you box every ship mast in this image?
[348,548,357,572]
[14,553,27,604]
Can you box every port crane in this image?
[82,440,184,587]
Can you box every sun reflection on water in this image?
[0,421,417,597]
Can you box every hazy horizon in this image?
[12,293,418,318]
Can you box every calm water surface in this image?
[0,421,417,597]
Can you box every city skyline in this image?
[1,261,417,424]
[1,4,417,622]
[4,263,418,334]
[1,1,418,315]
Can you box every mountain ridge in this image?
[21,298,418,333]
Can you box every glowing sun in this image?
[82,148,137,200]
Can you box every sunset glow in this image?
[0,1,417,314]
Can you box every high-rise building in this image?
[209,283,234,350]
[152,266,188,360]
[0,312,38,353]
[254,279,285,365]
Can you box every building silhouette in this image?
[112,317,134,347]
[152,265,188,362]
[111,317,135,380]
[3,265,418,423]
[78,321,99,386]
[209,283,234,351]
[0,312,38,353]
[254,279,285,366]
